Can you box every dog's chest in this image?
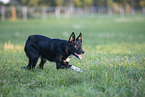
[64,56,71,62]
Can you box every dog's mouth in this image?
[73,53,82,59]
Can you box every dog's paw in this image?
[71,65,83,72]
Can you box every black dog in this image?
[24,32,85,72]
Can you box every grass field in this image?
[0,16,145,97]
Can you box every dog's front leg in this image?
[56,62,82,72]
[70,65,83,72]
[56,62,71,69]
[56,55,71,69]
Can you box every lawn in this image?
[0,16,145,97]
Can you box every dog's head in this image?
[68,32,85,59]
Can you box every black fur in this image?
[24,32,84,70]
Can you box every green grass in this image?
[0,16,145,97]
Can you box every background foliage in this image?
[6,0,145,8]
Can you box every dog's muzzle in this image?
[73,50,85,59]
[74,53,82,59]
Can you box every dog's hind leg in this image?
[26,50,39,69]
[27,56,38,69]
[25,43,39,69]
[39,58,47,69]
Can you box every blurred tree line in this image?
[1,0,145,21]
[9,0,145,8]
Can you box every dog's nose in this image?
[82,50,85,54]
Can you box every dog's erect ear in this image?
[76,32,82,43]
[69,32,75,43]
